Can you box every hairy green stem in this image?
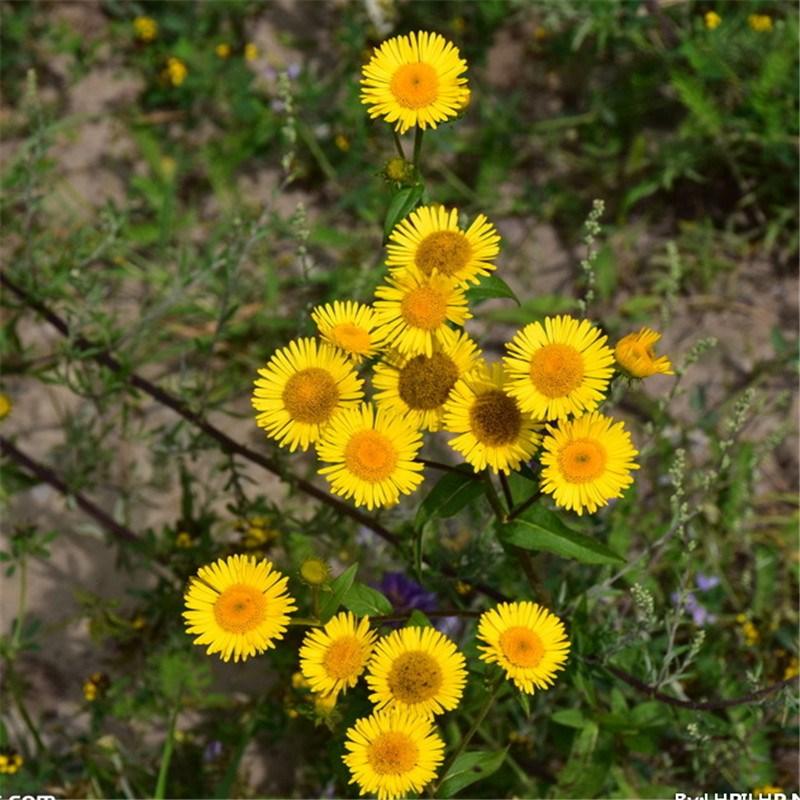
[12,556,26,651]
[154,700,180,800]
[392,130,406,161]
[412,126,424,170]
[430,673,504,796]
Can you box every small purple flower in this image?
[203,740,223,762]
[378,572,437,616]
[286,63,302,80]
[671,591,716,627]
[695,573,720,592]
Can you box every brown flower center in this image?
[416,231,472,278]
[387,650,444,704]
[469,390,522,446]
[397,352,459,410]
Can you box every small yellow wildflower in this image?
[533,26,548,41]
[175,531,193,549]
[738,616,760,646]
[748,14,773,32]
[454,580,472,596]
[615,327,674,378]
[241,518,279,549]
[292,671,310,690]
[0,392,11,420]
[82,672,109,702]
[704,11,722,30]
[131,614,147,630]
[133,16,158,42]
[165,57,188,87]
[244,42,259,62]
[299,557,330,586]
[216,43,231,59]
[783,656,799,680]
[334,133,350,152]
[313,692,337,715]
[0,750,23,775]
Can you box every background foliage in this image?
[1,1,798,798]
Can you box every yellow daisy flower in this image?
[615,327,674,378]
[316,403,424,510]
[252,338,364,452]
[503,315,615,420]
[477,601,570,694]
[360,31,469,134]
[443,362,542,474]
[748,14,773,32]
[373,327,481,431]
[366,625,467,717]
[343,707,445,800]
[300,611,377,698]
[183,554,296,663]
[386,205,501,286]
[540,412,639,515]
[704,11,722,29]
[311,300,383,363]
[373,270,470,357]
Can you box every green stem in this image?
[430,673,504,797]
[412,126,424,171]
[12,556,27,651]
[498,473,514,513]
[482,472,506,522]
[311,586,321,621]
[7,662,46,755]
[392,130,406,161]
[154,700,180,800]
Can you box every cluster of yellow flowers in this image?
[82,671,110,702]
[251,29,673,518]
[184,30,674,800]
[133,16,158,43]
[183,554,568,799]
[164,56,188,87]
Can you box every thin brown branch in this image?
[0,436,178,585]
[590,658,796,711]
[0,272,507,602]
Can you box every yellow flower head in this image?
[373,270,470,357]
[314,691,338,714]
[387,204,501,287]
[299,556,330,586]
[343,707,445,800]
[216,43,231,59]
[311,300,384,363]
[384,157,414,183]
[540,412,639,515]
[300,611,377,697]
[783,655,799,680]
[704,11,722,30]
[0,392,11,420]
[335,133,350,151]
[361,31,469,134]
[83,671,110,702]
[373,327,481,432]
[748,14,773,32]
[133,16,158,42]
[165,57,188,87]
[478,601,570,694]
[183,554,296,663]
[503,315,615,420]
[175,531,193,549]
[244,42,259,61]
[252,337,364,452]
[366,625,467,717]
[443,362,542,474]
[316,403,424,510]
[615,327,674,378]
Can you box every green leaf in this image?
[551,708,587,728]
[415,468,485,529]
[384,185,423,237]
[499,504,624,565]
[555,721,609,798]
[438,749,507,798]
[406,610,433,628]
[341,582,393,616]
[319,563,358,622]
[466,274,520,306]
